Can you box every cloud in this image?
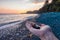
[0,0,46,13]
[29,0,46,3]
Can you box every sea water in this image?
[36,12,60,39]
[0,14,38,26]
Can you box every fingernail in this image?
[40,24,45,26]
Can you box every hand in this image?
[25,21,51,37]
[25,21,59,40]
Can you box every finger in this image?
[39,24,45,28]
[40,24,45,26]
[40,25,51,31]
[25,21,40,31]
[25,21,32,29]
[26,21,35,30]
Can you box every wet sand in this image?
[0,14,40,40]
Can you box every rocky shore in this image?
[0,15,40,40]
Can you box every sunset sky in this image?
[0,0,52,14]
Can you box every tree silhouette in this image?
[38,0,49,13]
[38,0,60,13]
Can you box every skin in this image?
[25,21,59,40]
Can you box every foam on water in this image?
[0,14,38,24]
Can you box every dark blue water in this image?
[36,12,60,39]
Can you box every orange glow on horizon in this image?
[0,8,27,14]
[0,2,45,14]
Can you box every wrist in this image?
[39,31,58,40]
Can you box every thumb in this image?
[25,21,35,30]
[25,21,40,31]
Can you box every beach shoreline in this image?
[0,14,40,40]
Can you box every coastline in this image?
[0,14,40,40]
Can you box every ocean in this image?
[0,14,40,40]
[0,14,38,26]
[0,12,60,40]
[36,12,60,39]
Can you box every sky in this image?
[0,0,51,14]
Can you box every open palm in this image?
[25,21,51,38]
